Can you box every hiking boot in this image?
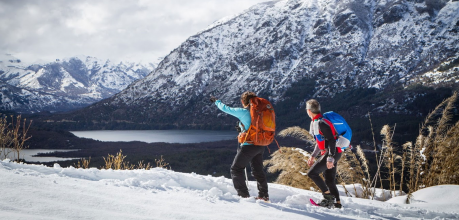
[318,193,335,208]
[255,196,270,202]
[334,203,343,209]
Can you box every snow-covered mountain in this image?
[1,159,458,219]
[0,54,154,113]
[65,0,458,128]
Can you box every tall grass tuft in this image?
[422,92,458,187]
[74,157,91,169]
[336,147,367,198]
[137,160,152,170]
[400,142,410,195]
[263,147,316,190]
[380,124,397,198]
[155,155,170,169]
[277,126,314,143]
[103,149,127,170]
[102,150,169,170]
[355,145,372,198]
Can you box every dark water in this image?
[70,130,238,143]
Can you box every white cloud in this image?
[0,0,269,64]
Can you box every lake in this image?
[70,130,238,143]
[2,149,79,163]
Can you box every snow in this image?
[387,185,459,214]
[1,159,458,219]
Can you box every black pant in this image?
[230,145,269,198]
[307,152,342,202]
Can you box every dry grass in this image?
[381,124,397,198]
[337,147,366,197]
[155,155,170,169]
[277,126,314,143]
[422,92,458,187]
[263,147,316,190]
[403,92,459,202]
[355,145,372,198]
[400,142,409,195]
[137,160,152,170]
[100,149,168,170]
[103,149,127,170]
[74,157,91,169]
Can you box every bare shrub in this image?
[0,115,32,161]
[0,115,13,160]
[11,115,32,162]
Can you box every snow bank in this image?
[387,185,459,213]
[1,159,457,219]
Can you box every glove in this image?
[235,126,242,132]
[327,156,335,163]
[307,157,315,167]
[210,96,217,103]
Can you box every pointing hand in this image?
[210,96,217,103]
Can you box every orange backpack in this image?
[238,97,276,146]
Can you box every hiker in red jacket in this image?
[305,99,343,208]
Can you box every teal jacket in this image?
[215,100,252,145]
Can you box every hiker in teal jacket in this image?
[213,100,252,146]
[210,91,269,201]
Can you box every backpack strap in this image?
[239,121,246,132]
[317,117,339,140]
[241,125,252,145]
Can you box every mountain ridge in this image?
[0,54,154,113]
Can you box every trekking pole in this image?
[244,167,249,190]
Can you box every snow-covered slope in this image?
[1,159,458,219]
[0,81,86,113]
[77,0,458,126]
[0,54,154,113]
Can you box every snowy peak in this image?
[0,54,155,113]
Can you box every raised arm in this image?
[214,100,251,130]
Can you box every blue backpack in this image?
[322,111,352,149]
